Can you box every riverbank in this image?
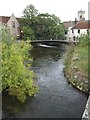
[64,42,89,94]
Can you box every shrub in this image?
[1,26,38,103]
[79,34,88,46]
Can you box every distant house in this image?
[71,20,90,41]
[0,14,20,36]
[63,10,90,41]
[63,20,77,41]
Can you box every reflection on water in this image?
[2,45,88,118]
[2,92,24,117]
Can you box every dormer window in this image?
[12,20,15,28]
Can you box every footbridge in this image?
[30,40,78,46]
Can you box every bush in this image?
[1,26,38,103]
[79,34,88,46]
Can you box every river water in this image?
[2,45,88,118]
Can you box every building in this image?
[0,14,20,36]
[63,10,90,41]
[64,20,77,41]
[71,20,90,41]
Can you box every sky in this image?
[0,0,89,22]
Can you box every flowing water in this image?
[2,45,88,118]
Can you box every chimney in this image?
[75,18,77,24]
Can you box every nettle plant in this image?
[1,26,38,103]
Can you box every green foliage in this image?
[64,34,89,93]
[74,46,88,74]
[1,26,38,103]
[79,34,88,46]
[22,26,35,40]
[20,4,65,40]
[35,13,65,40]
[74,34,88,75]
[23,4,38,19]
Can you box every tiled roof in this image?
[63,21,77,29]
[71,20,90,29]
[0,16,21,24]
[0,16,10,24]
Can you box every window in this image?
[87,29,89,34]
[65,31,67,34]
[65,30,68,35]
[78,29,80,34]
[72,29,74,33]
[80,15,82,19]
[12,20,15,28]
[73,36,76,41]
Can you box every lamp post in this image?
[20,31,24,40]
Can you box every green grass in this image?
[64,45,88,93]
[74,45,88,75]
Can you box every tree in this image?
[21,26,35,40]
[34,13,65,40]
[20,4,65,40]
[23,4,38,19]
[20,4,39,40]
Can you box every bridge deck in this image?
[30,40,78,44]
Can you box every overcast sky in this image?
[0,0,89,21]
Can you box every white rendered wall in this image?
[66,28,87,41]
[73,29,87,37]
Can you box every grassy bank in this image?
[64,35,89,94]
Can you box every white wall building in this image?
[68,20,90,41]
[63,10,90,41]
[71,20,89,41]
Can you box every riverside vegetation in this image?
[64,34,89,94]
[1,26,38,103]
